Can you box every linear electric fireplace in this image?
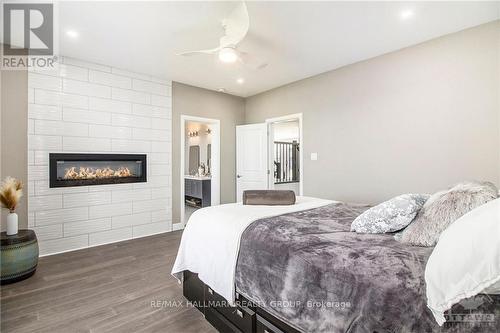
[49,153,147,188]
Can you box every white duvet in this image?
[171,196,333,304]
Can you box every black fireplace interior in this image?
[49,153,147,188]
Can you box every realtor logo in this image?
[3,3,53,55]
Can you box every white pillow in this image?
[425,198,500,326]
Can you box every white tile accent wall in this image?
[28,57,172,256]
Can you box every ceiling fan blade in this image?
[177,46,221,56]
[238,51,268,70]
[222,1,249,47]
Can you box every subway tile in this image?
[133,128,169,141]
[28,181,35,196]
[112,188,151,203]
[89,70,132,89]
[64,218,112,237]
[151,164,170,176]
[112,87,150,104]
[63,137,112,152]
[88,183,133,192]
[63,107,112,125]
[89,97,131,114]
[29,72,62,91]
[29,165,48,181]
[149,153,170,164]
[89,202,133,219]
[151,95,171,108]
[34,151,49,165]
[35,120,89,137]
[151,208,171,223]
[63,191,111,208]
[89,227,132,247]
[39,235,89,256]
[28,151,35,165]
[29,195,62,211]
[29,104,62,120]
[112,113,151,128]
[151,187,171,199]
[32,224,63,241]
[133,221,171,238]
[59,64,89,81]
[28,119,35,134]
[150,76,171,85]
[111,139,151,153]
[63,57,111,73]
[35,90,88,108]
[149,175,171,187]
[63,79,111,98]
[151,118,172,130]
[29,135,62,151]
[28,212,35,227]
[36,207,89,226]
[151,141,171,153]
[89,125,131,139]
[28,88,34,103]
[132,79,169,96]
[133,198,169,213]
[35,180,88,196]
[132,104,170,119]
[111,212,151,229]
[111,68,151,80]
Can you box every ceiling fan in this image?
[177,1,268,70]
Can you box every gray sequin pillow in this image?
[351,194,430,233]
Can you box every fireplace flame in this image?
[63,166,134,180]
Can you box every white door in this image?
[236,123,268,202]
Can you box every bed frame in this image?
[183,271,300,333]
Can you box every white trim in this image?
[265,113,304,196]
[180,115,221,228]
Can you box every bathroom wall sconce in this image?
[188,131,199,137]
[206,128,211,135]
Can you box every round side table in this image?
[1,230,39,285]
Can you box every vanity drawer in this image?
[206,286,255,333]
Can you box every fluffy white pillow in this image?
[425,198,500,326]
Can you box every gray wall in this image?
[0,64,29,229]
[172,82,245,223]
[245,21,500,204]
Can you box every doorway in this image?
[267,113,303,196]
[177,115,220,229]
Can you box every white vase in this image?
[6,212,18,236]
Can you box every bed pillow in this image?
[395,181,498,247]
[425,198,500,326]
[350,194,429,233]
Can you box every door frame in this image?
[265,113,304,196]
[176,115,221,230]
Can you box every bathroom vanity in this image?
[184,175,211,208]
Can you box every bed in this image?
[172,197,500,333]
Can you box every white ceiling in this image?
[58,1,500,97]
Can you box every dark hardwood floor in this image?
[0,231,217,333]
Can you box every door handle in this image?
[236,174,242,178]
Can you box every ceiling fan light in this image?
[218,48,238,63]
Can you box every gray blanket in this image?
[235,202,500,333]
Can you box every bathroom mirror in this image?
[207,144,211,171]
[189,145,200,175]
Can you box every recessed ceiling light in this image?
[400,10,414,20]
[66,30,79,38]
[218,47,238,63]
[217,88,226,93]
[236,78,244,84]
